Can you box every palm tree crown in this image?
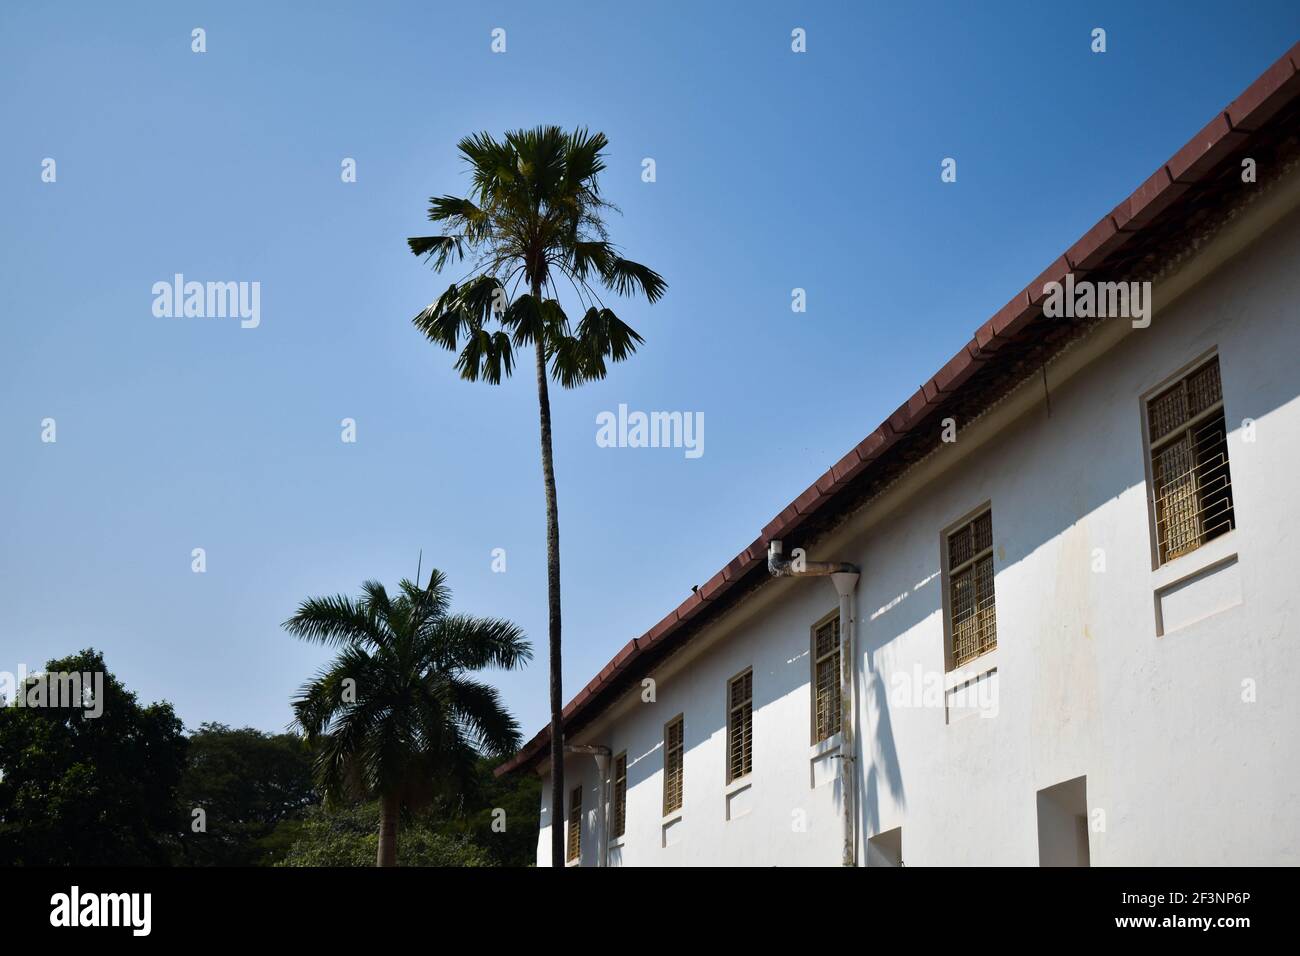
[284,569,529,865]
[408,125,665,386]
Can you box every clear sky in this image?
[3,2,1298,740]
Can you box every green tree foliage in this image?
[277,802,490,867]
[178,723,318,866]
[428,757,540,867]
[0,649,187,865]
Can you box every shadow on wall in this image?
[861,661,907,842]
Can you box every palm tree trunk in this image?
[532,282,566,868]
[377,791,399,867]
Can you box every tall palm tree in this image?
[407,126,666,866]
[284,569,530,867]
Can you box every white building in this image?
[499,44,1300,867]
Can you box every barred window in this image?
[947,509,996,668]
[611,752,628,839]
[1147,356,1235,564]
[812,615,841,743]
[663,716,684,815]
[566,785,581,863]
[727,669,753,782]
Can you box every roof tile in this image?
[830,446,866,483]
[1126,166,1190,227]
[1226,52,1300,131]
[721,553,751,583]
[1025,257,1070,308]
[934,350,982,394]
[673,590,705,623]
[1067,215,1128,270]
[905,387,934,419]
[886,398,913,434]
[1110,197,1137,233]
[643,613,677,647]
[855,427,892,460]
[991,290,1038,338]
[698,569,728,601]
[1168,112,1248,183]
[793,484,825,516]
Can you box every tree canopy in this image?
[0,649,188,866]
[178,722,318,866]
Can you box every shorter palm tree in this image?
[284,569,529,866]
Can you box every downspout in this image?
[565,744,611,866]
[769,540,861,867]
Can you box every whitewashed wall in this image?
[535,192,1300,867]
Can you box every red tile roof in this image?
[497,40,1300,776]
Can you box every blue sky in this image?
[2,1,1297,740]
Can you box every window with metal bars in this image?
[611,752,627,839]
[663,716,684,815]
[946,509,996,669]
[566,785,581,863]
[812,615,841,743]
[726,669,753,782]
[1146,356,1235,565]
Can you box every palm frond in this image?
[430,614,532,672]
[569,240,614,281]
[577,306,644,364]
[396,570,452,627]
[283,594,387,649]
[603,256,667,303]
[562,127,609,192]
[454,328,514,383]
[445,677,523,758]
[548,334,598,388]
[412,283,472,350]
[426,195,486,230]
[407,234,466,271]
[500,293,544,348]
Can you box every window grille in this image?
[812,617,841,742]
[611,752,627,838]
[663,717,684,815]
[947,509,996,668]
[727,670,753,782]
[566,785,582,862]
[1147,356,1235,564]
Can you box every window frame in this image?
[611,751,628,840]
[1139,350,1236,570]
[662,714,684,816]
[725,667,754,784]
[940,503,997,671]
[809,608,841,744]
[566,784,582,864]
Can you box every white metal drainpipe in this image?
[565,744,611,866]
[769,539,861,867]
